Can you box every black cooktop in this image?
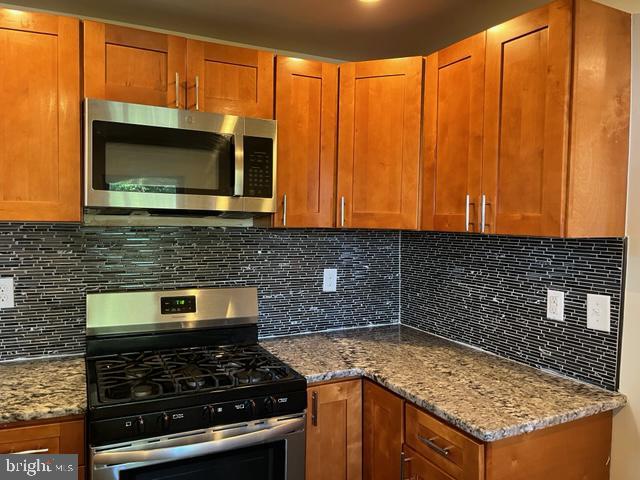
[92,344,298,405]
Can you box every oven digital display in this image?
[160,295,196,314]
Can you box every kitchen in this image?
[0,0,638,479]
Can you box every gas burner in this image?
[132,382,161,399]
[125,364,152,379]
[233,369,272,385]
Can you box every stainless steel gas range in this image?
[85,287,306,480]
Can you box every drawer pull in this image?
[418,434,452,457]
[11,448,49,454]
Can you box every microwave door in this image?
[87,123,242,213]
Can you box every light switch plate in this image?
[587,294,611,332]
[547,289,564,321]
[323,269,337,292]
[0,277,15,309]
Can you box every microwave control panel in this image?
[243,136,274,198]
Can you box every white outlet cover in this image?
[0,277,15,309]
[323,269,337,292]
[547,289,565,321]
[587,294,611,332]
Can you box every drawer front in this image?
[405,404,484,480]
[0,436,60,454]
[404,446,455,480]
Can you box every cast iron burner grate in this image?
[93,344,295,404]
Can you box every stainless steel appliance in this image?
[85,287,306,480]
[84,99,277,224]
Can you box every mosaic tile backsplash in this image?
[0,224,626,390]
[401,232,625,390]
[0,224,400,359]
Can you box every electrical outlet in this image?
[587,294,611,332]
[323,269,337,292]
[547,289,564,321]
[0,277,15,309]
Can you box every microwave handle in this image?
[233,133,244,197]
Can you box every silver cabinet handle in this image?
[340,196,345,227]
[481,194,487,233]
[417,434,452,457]
[400,451,412,480]
[465,194,470,232]
[195,75,200,111]
[282,193,287,227]
[175,72,180,108]
[12,449,49,454]
[311,391,318,427]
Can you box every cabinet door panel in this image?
[187,41,274,118]
[84,21,186,108]
[0,10,80,221]
[422,33,485,232]
[306,380,362,480]
[482,0,572,236]
[275,57,337,228]
[338,57,422,229]
[363,381,403,480]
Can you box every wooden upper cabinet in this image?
[275,57,338,228]
[0,9,80,221]
[363,381,403,480]
[482,0,573,237]
[187,41,274,118]
[565,0,630,237]
[306,380,362,480]
[338,57,423,229]
[422,33,486,233]
[83,21,187,108]
[480,0,630,237]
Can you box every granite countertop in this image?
[0,357,86,425]
[262,325,627,442]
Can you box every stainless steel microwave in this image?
[84,99,276,220]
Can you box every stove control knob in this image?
[160,412,170,431]
[264,396,276,414]
[247,400,257,415]
[203,405,214,423]
[136,416,145,434]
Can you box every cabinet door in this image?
[0,9,80,221]
[482,0,572,236]
[363,381,403,480]
[275,57,337,228]
[84,21,186,108]
[338,57,422,229]
[422,33,485,233]
[306,380,362,480]
[187,41,274,118]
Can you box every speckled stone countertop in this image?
[0,357,86,425]
[262,325,626,442]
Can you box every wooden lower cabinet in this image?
[306,379,362,480]
[309,379,614,480]
[0,416,85,479]
[363,380,403,480]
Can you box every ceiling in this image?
[1,0,634,61]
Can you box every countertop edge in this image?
[306,369,627,442]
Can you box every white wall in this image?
[611,13,640,480]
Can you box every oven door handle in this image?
[92,416,304,467]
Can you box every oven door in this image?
[85,98,244,213]
[90,414,305,480]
